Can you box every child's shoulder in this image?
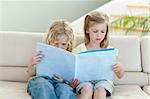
[73,43,87,54]
[107,45,118,50]
[107,45,113,48]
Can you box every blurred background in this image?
[0,0,149,36]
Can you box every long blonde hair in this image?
[45,19,74,52]
[84,11,109,48]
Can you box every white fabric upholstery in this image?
[148,74,150,85]
[0,32,150,98]
[143,86,150,96]
[0,31,44,66]
[141,36,150,73]
[114,72,148,86]
[111,85,150,99]
[0,81,31,99]
[0,67,29,82]
[109,36,141,72]
[0,31,44,81]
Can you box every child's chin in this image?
[95,40,101,44]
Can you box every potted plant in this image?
[110,15,150,36]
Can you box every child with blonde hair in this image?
[73,11,124,99]
[27,19,79,99]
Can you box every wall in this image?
[0,0,110,32]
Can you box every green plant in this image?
[111,15,150,36]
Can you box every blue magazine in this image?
[36,43,117,82]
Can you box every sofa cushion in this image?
[111,85,150,99]
[0,81,31,99]
[0,31,44,81]
[148,74,150,85]
[109,36,141,71]
[0,31,44,66]
[143,86,150,96]
[114,72,148,86]
[0,67,29,82]
[141,36,150,73]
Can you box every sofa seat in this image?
[143,86,150,96]
[0,81,149,99]
[111,85,150,99]
[0,81,31,99]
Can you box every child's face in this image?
[54,35,69,50]
[87,22,107,44]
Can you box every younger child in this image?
[27,19,79,99]
[73,11,124,99]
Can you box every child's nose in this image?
[58,45,63,49]
[97,32,101,37]
[58,45,61,48]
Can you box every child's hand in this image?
[30,51,44,66]
[69,79,80,88]
[112,62,122,73]
[52,74,64,82]
[112,62,124,78]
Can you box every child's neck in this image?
[86,42,101,50]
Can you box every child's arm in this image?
[27,63,36,77]
[112,62,124,79]
[27,51,43,77]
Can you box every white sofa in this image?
[0,31,150,99]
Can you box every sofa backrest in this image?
[0,31,148,84]
[141,36,150,73]
[0,31,44,82]
[110,36,142,72]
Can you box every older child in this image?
[27,19,79,99]
[73,11,124,99]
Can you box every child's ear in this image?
[86,30,89,34]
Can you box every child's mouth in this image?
[96,38,101,41]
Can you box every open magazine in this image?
[36,43,117,82]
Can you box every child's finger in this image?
[52,74,62,81]
[113,67,118,70]
[37,51,42,55]
[74,79,78,83]
[74,79,79,84]
[53,74,60,78]
[113,68,119,72]
[112,67,117,70]
[35,58,41,63]
[36,54,44,59]
[53,76,59,80]
[113,65,118,68]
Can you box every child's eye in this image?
[101,31,105,33]
[54,43,58,46]
[62,43,67,45]
[93,30,98,33]
[56,43,59,45]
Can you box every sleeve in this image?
[34,65,36,74]
[72,45,82,54]
[72,43,87,54]
[72,47,79,54]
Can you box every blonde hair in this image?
[45,19,74,52]
[84,11,109,48]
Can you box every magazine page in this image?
[75,48,117,82]
[36,43,76,82]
